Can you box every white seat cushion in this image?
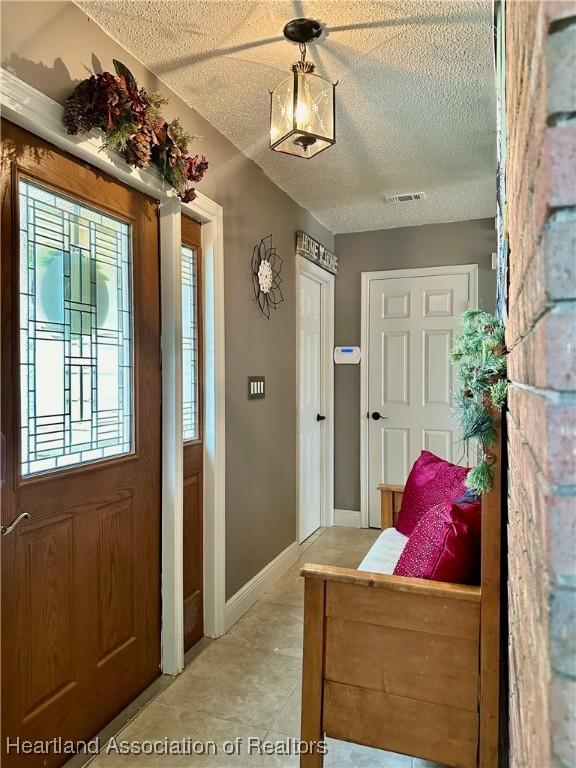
[358,527,408,575]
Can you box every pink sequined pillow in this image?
[393,498,482,584]
[395,451,470,536]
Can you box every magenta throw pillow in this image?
[393,498,482,585]
[395,451,470,536]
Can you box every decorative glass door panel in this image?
[181,243,199,442]
[19,178,132,476]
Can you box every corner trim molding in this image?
[189,201,226,641]
[334,509,362,528]
[0,69,226,672]
[224,541,300,631]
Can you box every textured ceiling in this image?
[77,1,497,233]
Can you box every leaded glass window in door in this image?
[181,244,199,442]
[19,179,133,476]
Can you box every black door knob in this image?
[316,414,326,422]
[371,411,382,420]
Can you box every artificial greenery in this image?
[451,310,508,494]
[453,391,497,445]
[490,378,508,410]
[466,459,493,495]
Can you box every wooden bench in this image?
[299,422,502,768]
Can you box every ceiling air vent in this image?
[386,192,427,203]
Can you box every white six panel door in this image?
[368,271,472,527]
[299,272,322,541]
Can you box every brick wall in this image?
[505,2,576,766]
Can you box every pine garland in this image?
[451,310,507,495]
[453,392,497,445]
[490,379,508,410]
[466,459,493,495]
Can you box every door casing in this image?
[360,264,478,528]
[296,256,335,541]
[181,215,204,651]
[0,69,226,677]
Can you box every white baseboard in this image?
[334,509,362,528]
[224,541,299,631]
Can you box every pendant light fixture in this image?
[270,18,337,158]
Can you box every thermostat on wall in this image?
[334,346,361,364]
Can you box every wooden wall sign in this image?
[296,231,338,275]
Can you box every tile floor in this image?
[89,527,440,768]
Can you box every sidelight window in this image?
[181,244,199,442]
[19,179,133,476]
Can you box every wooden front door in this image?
[181,215,203,651]
[1,121,161,766]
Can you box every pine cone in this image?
[125,130,151,169]
[64,78,98,134]
[64,95,91,135]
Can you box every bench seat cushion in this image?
[358,527,408,574]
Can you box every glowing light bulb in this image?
[295,75,314,131]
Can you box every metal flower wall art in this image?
[251,235,284,318]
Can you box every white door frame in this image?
[0,71,226,676]
[360,264,478,528]
[296,256,335,540]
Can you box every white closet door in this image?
[367,271,471,527]
[299,272,322,541]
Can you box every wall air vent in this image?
[385,192,427,203]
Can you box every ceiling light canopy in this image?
[270,18,337,159]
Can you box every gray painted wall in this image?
[1,0,334,598]
[333,218,496,512]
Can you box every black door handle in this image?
[371,411,387,420]
[316,414,326,422]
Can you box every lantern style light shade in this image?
[270,20,336,159]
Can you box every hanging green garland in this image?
[451,310,507,494]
